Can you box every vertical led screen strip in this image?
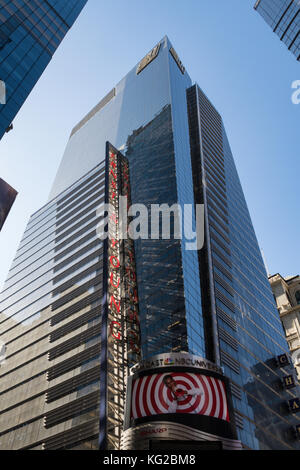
[99,142,141,450]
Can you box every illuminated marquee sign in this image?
[106,145,141,364]
[136,42,161,75]
[99,142,141,450]
[169,47,185,74]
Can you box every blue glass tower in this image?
[0,0,87,139]
[254,0,300,60]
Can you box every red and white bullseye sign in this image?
[131,372,229,422]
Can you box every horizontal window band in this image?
[202,135,224,164]
[216,306,237,331]
[54,243,103,274]
[208,211,229,235]
[204,159,226,186]
[56,176,105,219]
[206,188,228,215]
[56,197,104,233]
[230,381,242,400]
[42,419,99,450]
[52,262,100,297]
[233,410,244,429]
[199,106,223,133]
[206,183,228,209]
[202,124,223,148]
[198,91,221,113]
[47,344,101,381]
[54,217,101,252]
[0,370,46,397]
[48,323,101,361]
[212,258,233,282]
[50,290,102,326]
[0,390,45,416]
[54,211,97,243]
[51,274,102,311]
[211,244,232,268]
[205,174,227,202]
[55,200,100,234]
[18,419,99,450]
[53,249,103,285]
[220,350,240,374]
[198,92,222,122]
[0,413,44,439]
[204,152,225,177]
[46,365,101,403]
[214,273,234,297]
[56,185,105,225]
[204,155,225,180]
[50,306,102,343]
[210,232,231,256]
[209,219,231,244]
[44,390,99,428]
[0,350,47,380]
[215,288,235,313]
[218,327,238,351]
[207,201,229,226]
[54,230,96,262]
[57,167,105,209]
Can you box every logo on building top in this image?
[136,43,161,75]
[169,47,185,74]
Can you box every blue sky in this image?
[0,0,299,289]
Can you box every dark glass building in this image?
[0,36,299,450]
[0,177,17,230]
[0,0,87,139]
[254,0,300,60]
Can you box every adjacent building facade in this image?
[269,274,300,379]
[254,0,300,60]
[0,0,87,139]
[0,37,300,450]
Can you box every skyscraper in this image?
[254,0,300,60]
[0,36,299,450]
[0,0,88,139]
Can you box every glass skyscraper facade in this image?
[186,84,300,449]
[254,0,300,60]
[0,0,87,139]
[0,36,299,450]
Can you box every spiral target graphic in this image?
[131,372,229,422]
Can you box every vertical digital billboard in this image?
[99,142,141,450]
